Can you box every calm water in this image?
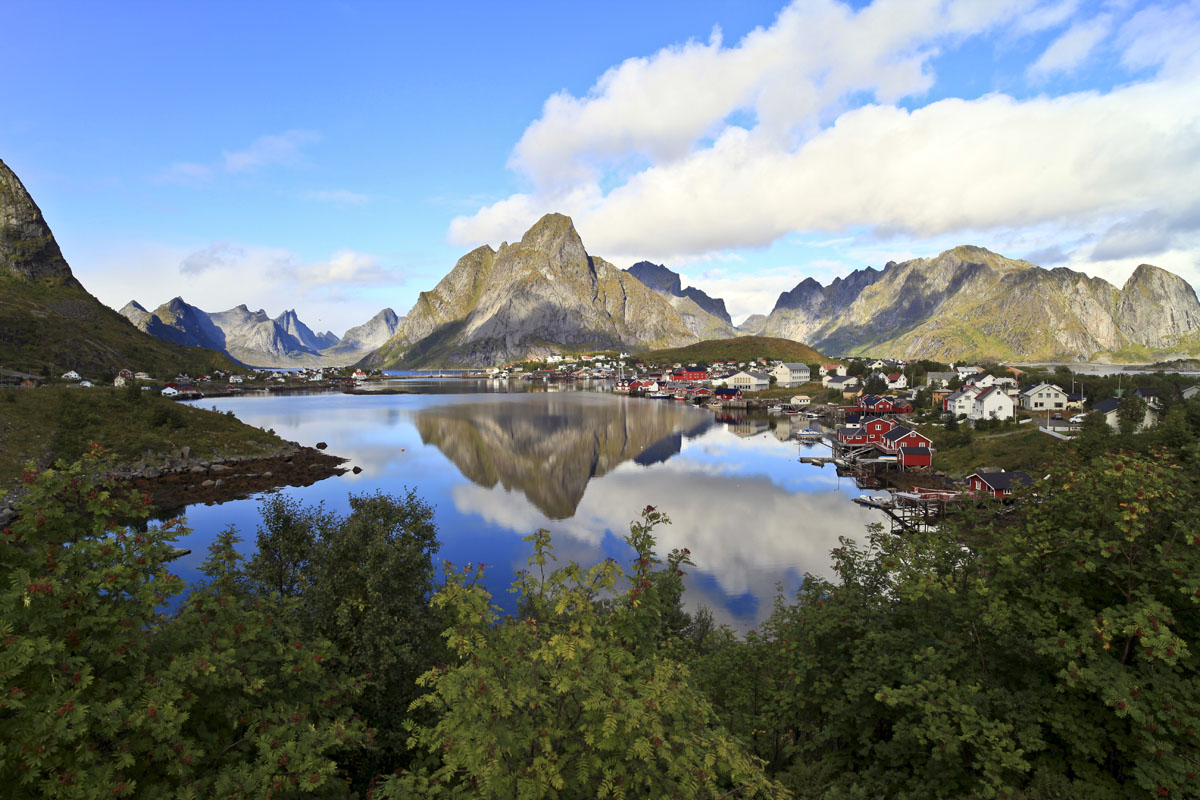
[178,383,882,631]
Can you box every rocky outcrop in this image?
[626,261,734,325]
[759,246,1200,361]
[276,309,339,350]
[0,158,78,285]
[624,261,736,339]
[1114,264,1200,349]
[327,308,402,354]
[365,214,702,367]
[737,314,769,335]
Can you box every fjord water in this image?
[178,384,881,630]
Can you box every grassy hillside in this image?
[0,386,285,491]
[633,335,825,365]
[0,273,237,377]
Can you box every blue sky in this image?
[3,0,1198,333]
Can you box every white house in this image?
[546,354,564,364]
[945,386,981,417]
[1182,385,1200,400]
[113,376,127,387]
[1020,383,1069,412]
[969,386,1014,421]
[925,371,956,388]
[728,370,770,392]
[161,386,180,397]
[963,373,996,389]
[885,372,908,390]
[790,394,811,406]
[61,370,81,381]
[819,363,847,377]
[771,362,811,388]
[954,365,982,378]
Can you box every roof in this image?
[1092,397,1121,414]
[779,362,809,370]
[900,446,931,455]
[1134,386,1162,397]
[1021,382,1065,396]
[969,471,1033,491]
[714,387,741,395]
[974,386,1006,401]
[882,425,915,441]
[887,372,902,380]
[827,375,857,385]
[745,371,770,380]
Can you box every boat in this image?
[795,428,823,439]
[647,391,672,399]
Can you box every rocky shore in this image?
[0,442,349,528]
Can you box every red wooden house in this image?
[879,425,933,454]
[673,368,709,382]
[899,446,932,469]
[965,471,1033,498]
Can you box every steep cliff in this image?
[364,214,701,367]
[0,158,236,375]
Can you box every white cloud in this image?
[1028,14,1112,76]
[448,0,1200,295]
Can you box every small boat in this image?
[647,391,672,399]
[795,428,823,439]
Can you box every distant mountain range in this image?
[120,299,402,368]
[362,215,1200,366]
[0,158,236,376]
[758,246,1200,361]
[7,150,1198,371]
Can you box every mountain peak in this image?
[519,213,584,253]
[123,300,147,313]
[0,158,77,284]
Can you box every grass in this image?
[919,422,1066,478]
[0,386,287,495]
[633,336,825,366]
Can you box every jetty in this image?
[853,487,962,533]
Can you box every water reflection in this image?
[413,394,712,518]
[180,389,878,630]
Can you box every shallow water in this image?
[178,383,883,630]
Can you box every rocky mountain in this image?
[276,309,339,351]
[624,261,736,338]
[121,298,394,368]
[737,314,768,335]
[364,214,701,368]
[321,308,402,360]
[0,157,236,375]
[759,246,1200,361]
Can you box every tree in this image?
[1118,393,1149,435]
[1074,410,1113,460]
[696,450,1200,798]
[246,490,445,783]
[863,374,887,395]
[383,510,784,799]
[0,450,365,798]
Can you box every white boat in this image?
[795,428,823,438]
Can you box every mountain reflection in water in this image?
[176,388,882,630]
[413,394,712,519]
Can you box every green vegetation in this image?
[0,386,282,491]
[922,422,1065,477]
[634,335,824,366]
[0,272,237,377]
[5,439,1199,797]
